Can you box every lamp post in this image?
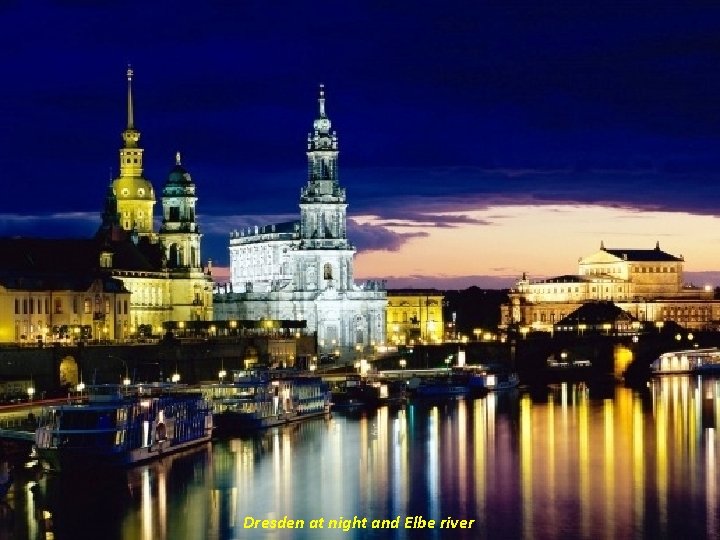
[110,355,131,386]
[27,384,35,402]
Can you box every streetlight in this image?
[171,372,181,383]
[399,358,407,369]
[27,384,35,402]
[218,368,227,382]
[110,355,131,386]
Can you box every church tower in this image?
[299,84,350,249]
[159,152,201,269]
[159,152,213,322]
[296,85,356,292]
[112,67,155,237]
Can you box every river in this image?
[1,375,718,539]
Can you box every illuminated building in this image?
[0,238,130,342]
[113,67,155,238]
[0,69,213,342]
[386,290,444,345]
[98,69,214,331]
[216,86,386,356]
[502,242,719,331]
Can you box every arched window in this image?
[169,244,179,268]
[324,263,333,280]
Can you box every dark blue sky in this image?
[2,2,720,278]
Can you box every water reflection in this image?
[0,377,719,539]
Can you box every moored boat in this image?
[34,384,213,471]
[201,370,331,433]
[456,365,519,393]
[328,375,407,411]
[410,373,470,397]
[651,348,720,375]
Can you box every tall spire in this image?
[318,83,326,118]
[127,65,134,129]
[121,66,140,149]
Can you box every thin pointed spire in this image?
[600,240,605,250]
[318,83,326,117]
[176,151,182,166]
[126,65,134,129]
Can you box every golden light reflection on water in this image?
[10,381,720,539]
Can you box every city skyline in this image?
[3,3,720,288]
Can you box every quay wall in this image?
[0,335,316,394]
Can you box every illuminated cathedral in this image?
[214,86,387,357]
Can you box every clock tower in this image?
[112,67,155,238]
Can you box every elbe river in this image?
[2,375,719,539]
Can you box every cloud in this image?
[362,273,517,290]
[347,220,428,252]
[0,212,99,237]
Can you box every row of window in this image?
[632,266,676,273]
[14,297,129,316]
[582,265,678,275]
[389,311,441,324]
[532,310,715,324]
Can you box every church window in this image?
[45,298,49,314]
[133,158,138,163]
[324,263,333,280]
[84,299,91,314]
[124,300,128,314]
[169,207,180,221]
[105,299,110,313]
[122,189,129,197]
[14,299,19,315]
[29,299,34,315]
[138,188,145,197]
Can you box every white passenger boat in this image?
[34,384,213,471]
[201,370,331,433]
[651,348,720,374]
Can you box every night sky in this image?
[3,2,720,287]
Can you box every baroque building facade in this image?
[214,86,386,356]
[103,68,214,332]
[0,238,131,343]
[501,242,720,332]
[0,69,214,343]
[386,290,445,345]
